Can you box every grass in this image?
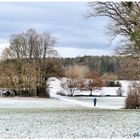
[0,107,140,138]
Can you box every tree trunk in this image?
[137,56,140,94]
[90,89,92,96]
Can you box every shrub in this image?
[17,89,36,97]
[20,89,34,97]
[36,86,49,98]
[1,90,15,97]
[106,81,121,87]
[125,87,139,109]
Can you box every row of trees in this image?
[0,29,58,97]
[61,55,139,80]
[62,56,121,75]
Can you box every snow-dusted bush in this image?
[36,86,50,98]
[0,89,15,97]
[125,82,140,109]
[61,79,79,96]
[106,81,121,87]
[18,89,36,97]
[125,90,139,109]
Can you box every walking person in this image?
[93,98,97,107]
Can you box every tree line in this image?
[0,29,57,97]
[61,55,138,80]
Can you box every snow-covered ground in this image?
[0,77,139,138]
[68,96,126,109]
[0,104,139,138]
[48,77,132,96]
[48,77,132,109]
[0,97,82,109]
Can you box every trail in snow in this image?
[50,91,94,108]
[48,78,95,108]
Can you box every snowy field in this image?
[0,97,82,109]
[0,98,139,138]
[67,96,126,109]
[0,78,139,138]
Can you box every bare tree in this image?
[126,82,140,109]
[88,2,140,78]
[64,64,89,96]
[79,71,104,96]
[1,28,57,97]
[88,2,140,95]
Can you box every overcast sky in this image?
[0,2,117,58]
